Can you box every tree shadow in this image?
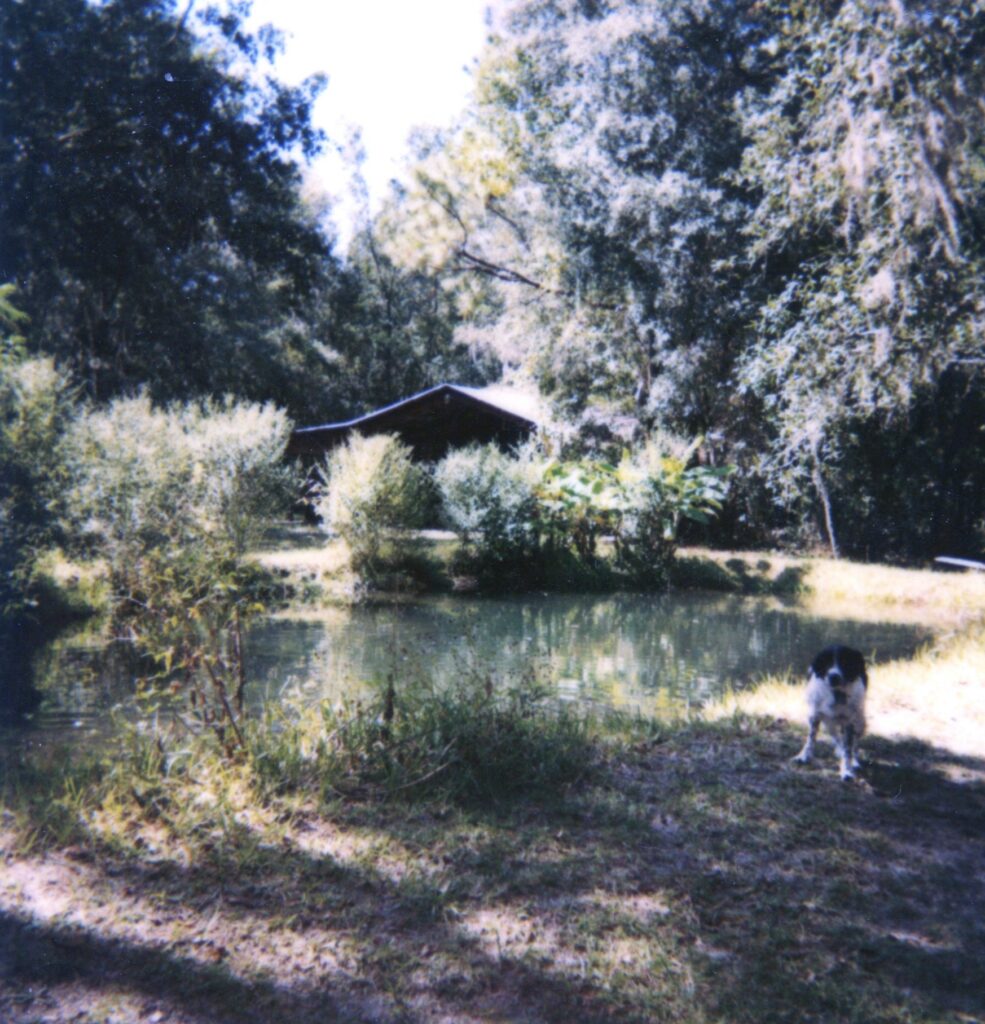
[1,810,622,1023]
[3,722,985,1023]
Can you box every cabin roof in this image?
[288,383,544,462]
[292,382,541,437]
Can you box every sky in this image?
[245,0,492,246]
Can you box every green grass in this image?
[248,666,613,805]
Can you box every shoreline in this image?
[3,551,984,1023]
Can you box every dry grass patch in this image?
[680,547,985,625]
[800,557,985,628]
[253,540,351,577]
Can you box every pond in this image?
[3,591,930,748]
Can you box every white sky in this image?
[245,0,492,246]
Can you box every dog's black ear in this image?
[840,646,867,684]
[810,646,836,678]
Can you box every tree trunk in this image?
[811,446,840,558]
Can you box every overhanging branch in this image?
[454,246,617,311]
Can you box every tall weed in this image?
[315,433,428,577]
[251,668,596,804]
[58,396,294,750]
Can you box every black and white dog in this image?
[793,645,868,781]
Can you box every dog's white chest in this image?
[806,675,866,721]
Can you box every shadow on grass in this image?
[0,905,350,1023]
[3,721,985,1023]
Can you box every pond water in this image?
[3,591,930,747]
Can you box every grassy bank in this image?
[3,716,984,1024]
[252,528,812,602]
[703,555,985,758]
[707,621,985,758]
[3,551,985,1023]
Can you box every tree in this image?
[0,0,335,412]
[0,285,74,617]
[392,0,776,438]
[326,221,501,417]
[394,0,985,558]
[738,0,985,555]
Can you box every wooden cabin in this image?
[287,383,541,463]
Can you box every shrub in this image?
[533,458,622,563]
[59,395,294,750]
[60,396,293,571]
[315,433,427,574]
[435,444,539,571]
[181,400,296,556]
[436,437,733,589]
[613,436,733,584]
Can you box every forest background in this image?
[2,0,984,617]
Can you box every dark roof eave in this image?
[293,383,538,435]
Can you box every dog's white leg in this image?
[844,723,861,775]
[793,717,819,764]
[836,724,857,781]
[843,716,860,770]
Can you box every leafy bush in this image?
[436,436,732,588]
[435,444,540,571]
[59,396,294,749]
[533,458,622,562]
[126,547,274,755]
[613,436,733,584]
[315,433,428,574]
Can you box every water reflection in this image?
[247,592,928,719]
[3,593,929,743]
[1,622,136,747]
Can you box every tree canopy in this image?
[1,0,982,561]
[0,0,335,411]
[387,0,985,557]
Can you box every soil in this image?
[2,720,985,1024]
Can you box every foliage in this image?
[322,220,501,418]
[737,0,985,555]
[613,437,734,582]
[59,395,294,747]
[127,547,273,755]
[386,0,985,560]
[252,667,595,804]
[0,0,335,414]
[533,458,622,563]
[0,288,75,618]
[61,396,293,568]
[392,0,771,430]
[435,435,730,586]
[435,443,540,569]
[315,433,428,574]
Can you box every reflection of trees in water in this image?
[1,621,137,743]
[0,623,42,717]
[249,596,927,718]
[12,596,929,737]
